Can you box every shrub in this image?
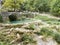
[40,27,60,44]
[0,15,3,22]
[34,0,50,12]
[0,42,10,45]
[9,14,17,22]
[18,16,26,21]
[25,24,35,30]
[50,0,60,17]
[34,27,54,36]
[54,33,60,44]
[40,28,54,37]
[21,33,36,45]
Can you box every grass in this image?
[54,33,60,44]
[21,33,36,44]
[35,27,60,44]
[0,29,17,45]
[34,15,60,25]
[24,24,36,30]
[0,42,10,45]
[0,29,36,45]
[0,15,3,22]
[35,15,57,21]
[35,27,54,37]
[46,21,60,25]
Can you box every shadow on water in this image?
[10,19,34,24]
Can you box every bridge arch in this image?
[9,14,17,22]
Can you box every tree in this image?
[31,0,50,12]
[20,0,35,11]
[2,0,24,11]
[2,0,52,12]
[50,0,60,17]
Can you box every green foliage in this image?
[0,15,3,22]
[34,27,55,36]
[40,27,60,44]
[46,21,60,25]
[54,33,60,44]
[35,15,57,21]
[2,0,51,12]
[40,28,54,37]
[20,0,36,11]
[35,15,60,25]
[0,29,17,45]
[34,0,50,12]
[3,0,60,13]
[21,33,36,45]
[50,0,60,17]
[20,16,26,20]
[25,24,35,30]
[2,0,25,11]
[0,42,11,45]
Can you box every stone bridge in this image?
[0,11,36,22]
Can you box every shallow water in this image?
[10,19,34,24]
[33,35,58,45]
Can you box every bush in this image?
[21,33,36,45]
[0,42,10,45]
[54,33,60,44]
[0,15,3,22]
[40,28,54,37]
[18,16,26,21]
[9,14,17,22]
[25,24,35,30]
[34,0,50,12]
[50,0,60,17]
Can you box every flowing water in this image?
[36,36,58,45]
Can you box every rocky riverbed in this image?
[0,20,60,45]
